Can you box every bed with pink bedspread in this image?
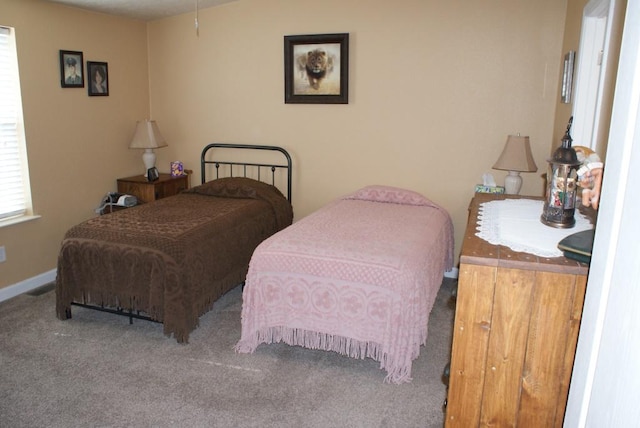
[235,185,454,383]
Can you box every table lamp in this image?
[492,134,538,195]
[128,119,168,175]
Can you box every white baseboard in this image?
[0,269,57,303]
[444,267,459,279]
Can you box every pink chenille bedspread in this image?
[235,185,454,383]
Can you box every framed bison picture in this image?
[284,33,349,104]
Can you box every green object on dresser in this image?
[557,229,595,263]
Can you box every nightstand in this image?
[117,173,190,203]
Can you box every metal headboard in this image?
[200,143,292,202]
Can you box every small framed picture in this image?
[561,51,575,104]
[284,33,349,104]
[60,50,84,88]
[147,167,159,182]
[87,61,109,96]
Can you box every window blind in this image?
[0,26,28,220]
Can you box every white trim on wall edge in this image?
[0,269,56,303]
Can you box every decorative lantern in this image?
[540,117,582,228]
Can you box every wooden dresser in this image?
[445,194,589,427]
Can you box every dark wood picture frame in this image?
[561,50,575,104]
[59,50,84,88]
[284,33,349,104]
[87,61,109,96]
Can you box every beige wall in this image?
[0,0,572,291]
[148,0,568,264]
[0,0,149,288]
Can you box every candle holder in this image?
[541,117,582,228]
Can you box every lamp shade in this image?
[129,120,168,175]
[493,135,538,173]
[128,120,168,150]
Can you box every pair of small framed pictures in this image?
[59,50,108,96]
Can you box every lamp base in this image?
[504,171,523,195]
[141,148,156,176]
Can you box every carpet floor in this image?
[0,279,456,428]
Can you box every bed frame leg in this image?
[70,302,161,325]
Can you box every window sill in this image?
[0,214,41,228]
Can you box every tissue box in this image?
[170,161,185,177]
[475,184,505,194]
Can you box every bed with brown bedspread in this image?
[55,144,293,343]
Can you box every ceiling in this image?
[43,0,238,21]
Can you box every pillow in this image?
[185,177,266,199]
[343,185,434,207]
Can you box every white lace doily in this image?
[476,199,593,258]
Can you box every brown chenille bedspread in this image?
[55,177,293,343]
